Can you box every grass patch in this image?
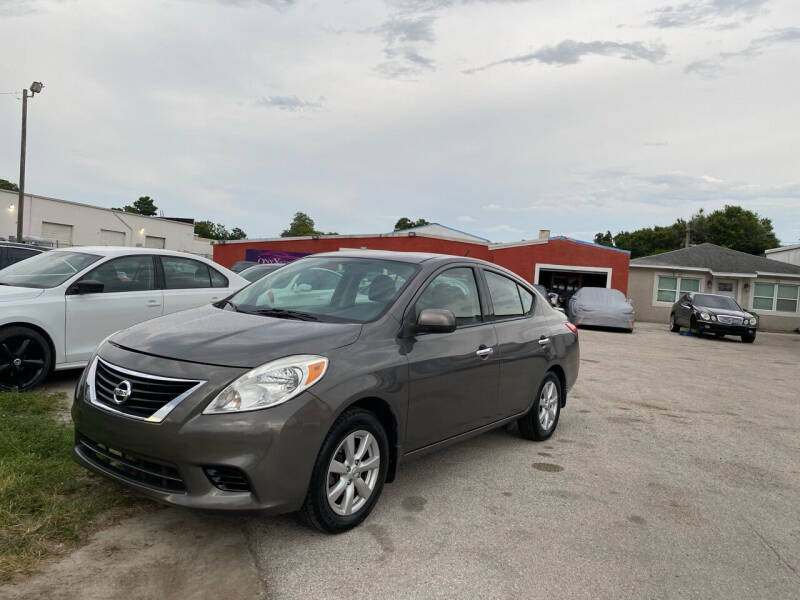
[0,391,143,582]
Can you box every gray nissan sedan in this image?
[72,250,579,532]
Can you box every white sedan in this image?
[0,247,247,390]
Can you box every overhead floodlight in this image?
[29,81,44,94]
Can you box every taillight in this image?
[565,322,578,336]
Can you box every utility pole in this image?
[16,82,44,243]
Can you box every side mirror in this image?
[295,283,312,292]
[68,279,104,295]
[416,308,456,334]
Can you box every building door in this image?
[100,229,126,246]
[41,222,73,247]
[145,235,165,249]
[715,279,738,300]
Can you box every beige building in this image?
[765,243,800,266]
[629,243,800,332]
[0,189,213,258]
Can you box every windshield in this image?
[229,256,419,322]
[0,251,102,288]
[694,294,741,310]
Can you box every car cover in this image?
[567,287,635,330]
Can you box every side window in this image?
[161,256,212,289]
[209,268,228,288]
[519,285,534,314]
[485,271,524,318]
[80,256,155,293]
[416,267,482,327]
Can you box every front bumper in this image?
[695,320,757,336]
[71,343,334,513]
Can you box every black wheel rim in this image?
[0,335,47,390]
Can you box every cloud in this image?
[644,141,669,146]
[211,0,295,7]
[257,95,324,111]
[387,0,531,10]
[371,15,437,78]
[457,215,476,222]
[685,26,800,76]
[465,39,667,73]
[648,0,768,29]
[485,224,524,233]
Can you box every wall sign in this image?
[245,249,309,264]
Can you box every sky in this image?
[1,0,798,245]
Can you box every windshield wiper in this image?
[253,308,319,321]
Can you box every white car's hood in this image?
[0,285,45,302]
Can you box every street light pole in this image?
[16,81,43,243]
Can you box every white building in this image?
[0,189,213,258]
[765,243,800,267]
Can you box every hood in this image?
[0,285,45,303]
[109,304,363,368]
[694,305,753,319]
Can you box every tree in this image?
[194,220,247,241]
[593,231,614,246]
[281,212,338,237]
[0,179,19,192]
[394,217,429,231]
[594,205,779,258]
[692,205,779,255]
[115,196,158,216]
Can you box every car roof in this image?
[310,249,492,266]
[50,246,212,260]
[0,241,48,251]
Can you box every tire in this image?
[0,326,53,391]
[299,408,389,533]
[715,333,725,338]
[518,372,562,441]
[689,316,701,336]
[741,333,756,344]
[669,313,680,332]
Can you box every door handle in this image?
[146,300,161,307]
[476,346,494,358]
[538,337,551,346]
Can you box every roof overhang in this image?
[631,263,800,279]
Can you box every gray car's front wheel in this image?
[518,372,562,441]
[300,408,389,533]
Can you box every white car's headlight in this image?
[203,355,328,414]
[700,312,711,321]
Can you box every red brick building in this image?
[213,224,630,295]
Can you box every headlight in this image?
[749,317,757,326]
[203,355,328,414]
[700,312,711,321]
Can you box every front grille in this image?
[204,466,252,493]
[76,434,186,493]
[92,358,201,420]
[717,315,743,325]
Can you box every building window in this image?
[656,275,700,303]
[753,282,799,313]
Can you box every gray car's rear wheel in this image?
[518,372,562,441]
[300,408,389,533]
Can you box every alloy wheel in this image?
[0,335,47,390]
[326,430,381,516]
[538,380,559,431]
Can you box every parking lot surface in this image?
[4,322,799,599]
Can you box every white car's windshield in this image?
[229,257,418,322]
[0,251,102,288]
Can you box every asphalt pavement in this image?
[4,322,799,599]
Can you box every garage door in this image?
[100,229,126,246]
[41,222,74,247]
[145,235,165,249]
